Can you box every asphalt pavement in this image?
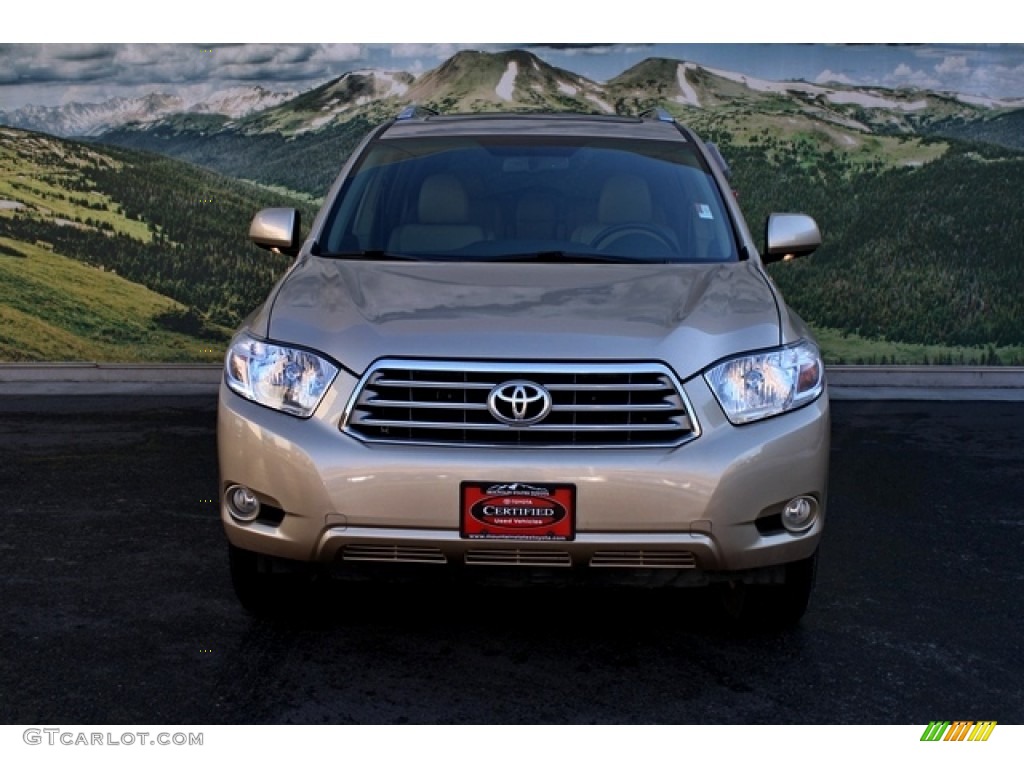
[0,394,1021,724]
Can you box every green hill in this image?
[0,127,317,361]
[725,138,1024,361]
[0,237,227,362]
[927,108,1024,152]
[100,118,371,200]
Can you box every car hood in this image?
[262,258,781,379]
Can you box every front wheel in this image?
[228,543,319,617]
[715,552,818,630]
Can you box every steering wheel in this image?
[589,223,676,251]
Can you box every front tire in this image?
[228,543,318,617]
[716,552,818,630]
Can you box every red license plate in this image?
[460,482,576,541]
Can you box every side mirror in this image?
[249,208,301,257]
[763,213,821,264]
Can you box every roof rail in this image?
[396,104,439,120]
[639,107,675,123]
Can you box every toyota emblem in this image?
[487,380,552,426]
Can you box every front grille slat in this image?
[371,378,495,390]
[465,549,572,567]
[352,418,688,432]
[590,550,698,569]
[341,545,447,564]
[343,361,698,448]
[365,399,490,410]
[545,382,667,391]
[551,402,679,413]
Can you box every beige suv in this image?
[219,108,828,627]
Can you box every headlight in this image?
[225,335,338,418]
[704,340,824,425]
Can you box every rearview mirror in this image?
[249,208,301,257]
[763,213,821,263]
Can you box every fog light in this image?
[227,485,261,522]
[781,496,818,533]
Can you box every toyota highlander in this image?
[218,107,829,627]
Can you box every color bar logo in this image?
[920,721,997,742]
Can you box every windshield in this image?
[319,134,738,263]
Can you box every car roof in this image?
[379,111,692,143]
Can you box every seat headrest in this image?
[419,174,469,224]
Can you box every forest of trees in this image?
[100,116,375,199]
[716,136,1024,349]
[0,141,317,329]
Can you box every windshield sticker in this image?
[696,203,714,220]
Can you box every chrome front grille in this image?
[342,360,697,448]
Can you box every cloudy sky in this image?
[2,4,1021,109]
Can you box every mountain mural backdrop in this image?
[1,48,1023,364]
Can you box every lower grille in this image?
[590,550,697,569]
[465,549,573,567]
[337,545,698,569]
[341,545,447,564]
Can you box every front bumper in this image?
[218,372,830,575]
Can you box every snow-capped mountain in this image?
[0,86,296,137]
[249,70,415,134]
[243,50,613,136]
[402,49,610,113]
[1,94,186,137]
[9,48,1022,161]
[605,56,1022,133]
[190,86,298,119]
